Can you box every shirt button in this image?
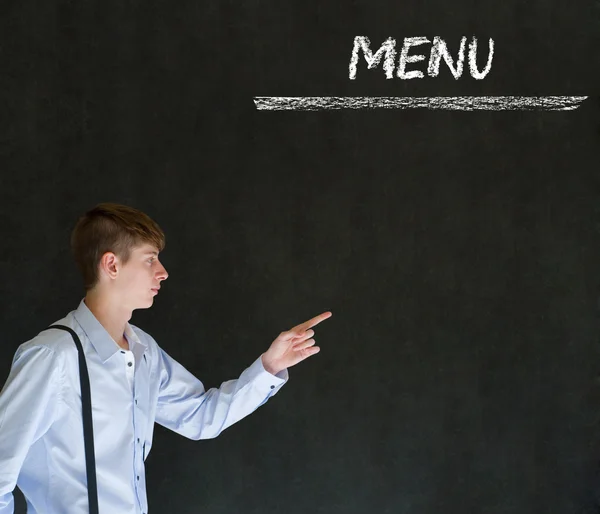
[270,385,275,389]
[137,475,140,481]
[127,362,133,367]
[120,350,125,354]
[135,399,138,405]
[137,438,140,443]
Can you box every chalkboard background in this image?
[1,1,600,513]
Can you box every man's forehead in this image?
[134,243,160,255]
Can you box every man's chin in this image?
[132,298,155,311]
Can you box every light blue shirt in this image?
[0,300,288,513]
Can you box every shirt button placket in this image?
[132,377,142,510]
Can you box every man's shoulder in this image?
[15,314,80,361]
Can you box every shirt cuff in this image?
[244,356,289,396]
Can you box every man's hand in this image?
[261,311,332,375]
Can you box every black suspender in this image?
[44,325,99,514]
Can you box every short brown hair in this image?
[71,203,166,290]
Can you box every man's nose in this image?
[157,264,168,281]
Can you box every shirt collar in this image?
[124,322,147,363]
[73,299,147,363]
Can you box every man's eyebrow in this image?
[143,251,159,256]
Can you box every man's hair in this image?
[71,203,166,290]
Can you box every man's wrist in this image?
[261,353,280,376]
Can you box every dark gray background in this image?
[1,0,600,512]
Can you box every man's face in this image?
[115,242,168,310]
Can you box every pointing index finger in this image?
[295,311,332,333]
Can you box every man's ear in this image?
[99,252,119,280]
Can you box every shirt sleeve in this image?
[0,345,63,514]
[154,347,288,440]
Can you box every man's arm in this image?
[0,345,62,514]
[153,311,331,440]
[154,347,288,440]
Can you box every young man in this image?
[0,203,331,514]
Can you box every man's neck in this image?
[83,291,132,351]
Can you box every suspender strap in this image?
[44,325,99,514]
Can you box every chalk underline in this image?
[253,96,588,111]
